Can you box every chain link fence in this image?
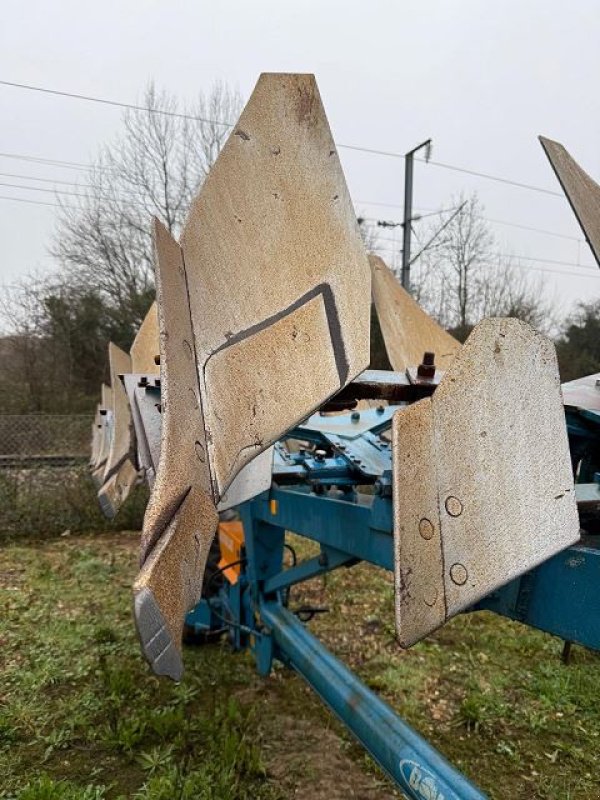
[0,414,146,537]
[0,414,91,466]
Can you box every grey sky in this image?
[1,0,599,318]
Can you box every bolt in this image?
[138,376,148,387]
[450,563,468,585]
[315,449,326,462]
[418,518,435,540]
[351,411,360,423]
[376,405,385,414]
[154,354,160,366]
[417,351,436,379]
[154,378,161,388]
[445,496,463,517]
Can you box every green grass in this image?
[0,531,599,799]
[0,535,282,800]
[0,467,147,539]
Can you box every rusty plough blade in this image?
[133,72,371,679]
[370,254,460,372]
[540,136,600,268]
[97,343,138,519]
[392,318,579,646]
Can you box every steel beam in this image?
[260,602,486,800]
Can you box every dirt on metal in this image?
[393,317,580,646]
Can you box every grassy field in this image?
[0,530,599,799]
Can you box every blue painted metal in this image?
[252,487,393,568]
[477,540,600,649]
[263,545,356,594]
[260,602,485,800]
[183,407,600,798]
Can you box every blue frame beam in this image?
[260,602,486,800]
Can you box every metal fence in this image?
[0,414,91,467]
[0,414,147,536]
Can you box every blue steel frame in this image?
[186,479,600,799]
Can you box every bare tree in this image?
[52,81,242,325]
[412,193,557,337]
[356,215,382,253]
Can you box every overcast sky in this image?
[1,0,599,320]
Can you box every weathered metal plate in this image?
[91,385,113,482]
[90,403,102,468]
[217,446,274,511]
[393,318,580,646]
[130,302,160,374]
[102,343,134,483]
[133,73,370,681]
[562,372,600,412]
[370,255,460,371]
[123,368,271,505]
[98,460,139,520]
[180,72,371,499]
[123,374,161,487]
[540,136,600,267]
[98,345,138,518]
[133,484,217,680]
[134,220,217,680]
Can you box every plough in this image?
[88,74,600,798]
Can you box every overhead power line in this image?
[358,200,583,244]
[0,79,228,126]
[2,160,574,247]
[0,78,564,198]
[0,194,75,209]
[0,150,107,173]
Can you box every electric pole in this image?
[401,138,432,292]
